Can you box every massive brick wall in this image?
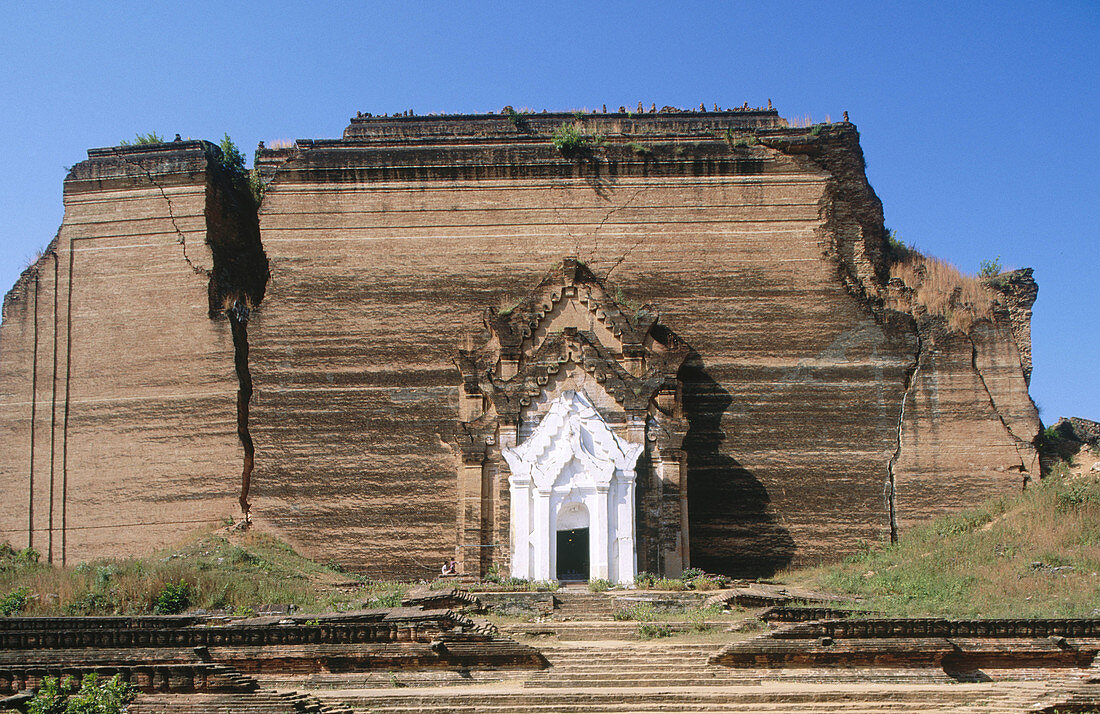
[0,112,1041,577]
[893,318,1041,529]
[0,142,261,563]
[248,114,918,577]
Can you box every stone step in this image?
[507,623,725,639]
[258,669,531,689]
[333,699,1025,714]
[336,702,1027,714]
[321,685,1023,710]
[129,689,353,714]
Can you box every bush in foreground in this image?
[29,673,134,714]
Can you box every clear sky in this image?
[1,1,1096,421]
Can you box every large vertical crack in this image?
[887,331,923,542]
[203,145,268,525]
[228,301,255,521]
[114,143,267,524]
[965,332,1032,478]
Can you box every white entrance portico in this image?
[452,259,691,580]
[502,390,643,584]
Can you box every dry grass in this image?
[890,252,998,332]
[0,528,402,616]
[786,114,813,128]
[778,470,1100,617]
[265,139,295,150]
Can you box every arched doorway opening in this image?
[555,502,590,581]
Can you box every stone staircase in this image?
[129,689,352,714]
[309,639,1053,713]
[522,642,961,689]
[500,588,723,640]
[1028,654,1100,712]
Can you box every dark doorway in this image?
[556,528,589,581]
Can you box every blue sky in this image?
[1,1,1096,421]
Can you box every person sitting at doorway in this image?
[440,559,457,576]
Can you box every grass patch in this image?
[889,249,999,332]
[0,529,373,616]
[637,622,672,639]
[614,601,657,621]
[779,472,1100,617]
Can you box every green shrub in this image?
[28,674,71,714]
[884,229,914,264]
[218,134,246,175]
[614,601,656,621]
[626,141,651,156]
[691,575,723,591]
[1052,475,1100,512]
[978,257,1003,279]
[152,581,193,615]
[29,673,134,714]
[633,571,657,589]
[119,132,164,146]
[687,608,712,632]
[551,122,602,156]
[0,587,29,616]
[934,508,996,537]
[636,622,671,639]
[679,567,704,584]
[65,591,113,616]
[588,578,612,592]
[505,106,528,130]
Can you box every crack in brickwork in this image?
[603,229,649,281]
[110,149,209,277]
[589,186,645,263]
[887,333,923,543]
[965,332,1032,478]
[227,302,255,522]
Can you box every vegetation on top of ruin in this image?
[118,131,164,146]
[781,459,1100,617]
[550,121,605,156]
[885,231,1004,332]
[213,133,266,207]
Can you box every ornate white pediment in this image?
[453,258,692,581]
[502,391,643,492]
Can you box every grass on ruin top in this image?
[778,468,1100,618]
[0,528,408,617]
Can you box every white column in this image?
[532,489,552,581]
[592,486,610,580]
[617,475,637,585]
[509,478,531,579]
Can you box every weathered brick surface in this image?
[0,142,262,563]
[0,112,1041,577]
[250,117,914,577]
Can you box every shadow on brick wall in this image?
[681,358,795,578]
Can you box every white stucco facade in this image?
[502,390,643,584]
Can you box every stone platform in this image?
[0,601,542,712]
